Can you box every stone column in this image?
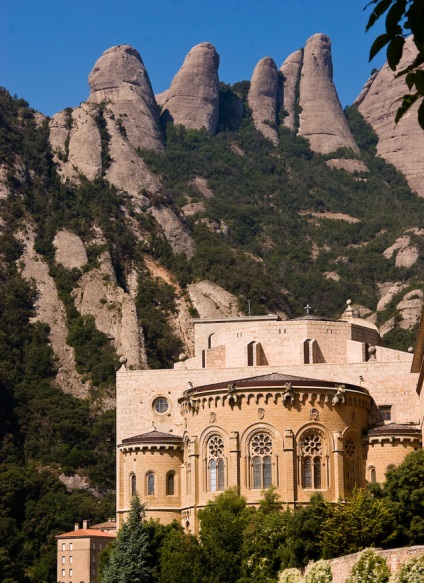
[189,436,200,531]
[229,431,240,488]
[283,429,296,505]
[333,431,345,501]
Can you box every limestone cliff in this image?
[160,42,220,136]
[248,57,279,145]
[298,34,359,154]
[355,37,424,197]
[49,45,196,258]
[280,49,303,132]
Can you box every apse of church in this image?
[116,308,421,531]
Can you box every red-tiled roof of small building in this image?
[121,430,183,444]
[368,423,422,436]
[56,529,116,539]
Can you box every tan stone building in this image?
[56,520,116,583]
[116,305,422,532]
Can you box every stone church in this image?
[116,302,422,533]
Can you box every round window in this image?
[153,397,169,414]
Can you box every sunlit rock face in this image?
[160,42,220,136]
[355,36,424,197]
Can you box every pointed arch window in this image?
[207,435,225,492]
[250,432,273,489]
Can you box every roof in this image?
[293,315,339,322]
[121,430,183,445]
[186,372,366,394]
[90,520,117,530]
[56,529,116,539]
[368,423,422,436]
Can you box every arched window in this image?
[344,437,358,493]
[370,467,376,483]
[146,472,155,496]
[131,474,137,497]
[207,435,225,492]
[250,432,273,489]
[301,432,323,489]
[167,472,175,496]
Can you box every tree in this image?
[320,487,395,558]
[304,560,333,583]
[102,495,151,583]
[383,448,424,544]
[365,0,424,127]
[198,488,253,583]
[280,494,329,569]
[240,487,290,583]
[158,529,206,583]
[390,553,424,582]
[346,549,390,583]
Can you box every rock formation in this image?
[160,43,220,136]
[298,34,359,154]
[87,44,164,152]
[17,228,87,397]
[248,57,279,145]
[49,45,196,258]
[280,49,303,132]
[355,37,424,197]
[53,229,88,270]
[73,246,148,369]
[188,280,242,319]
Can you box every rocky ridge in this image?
[355,37,424,197]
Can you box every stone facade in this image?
[116,308,421,531]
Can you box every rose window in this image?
[344,437,356,458]
[208,435,224,459]
[302,433,322,456]
[251,433,273,456]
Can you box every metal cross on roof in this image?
[304,304,312,314]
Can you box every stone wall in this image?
[327,546,424,582]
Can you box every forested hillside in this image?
[1,54,424,580]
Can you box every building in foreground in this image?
[56,520,116,583]
[116,303,422,532]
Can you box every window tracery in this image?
[250,432,273,489]
[344,436,358,493]
[207,435,225,491]
[301,432,323,489]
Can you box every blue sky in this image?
[1,0,386,117]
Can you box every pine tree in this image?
[102,495,151,583]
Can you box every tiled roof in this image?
[189,373,365,393]
[368,423,422,436]
[121,430,183,444]
[56,529,116,539]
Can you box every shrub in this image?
[279,568,303,583]
[390,553,424,583]
[346,549,390,583]
[304,559,332,582]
